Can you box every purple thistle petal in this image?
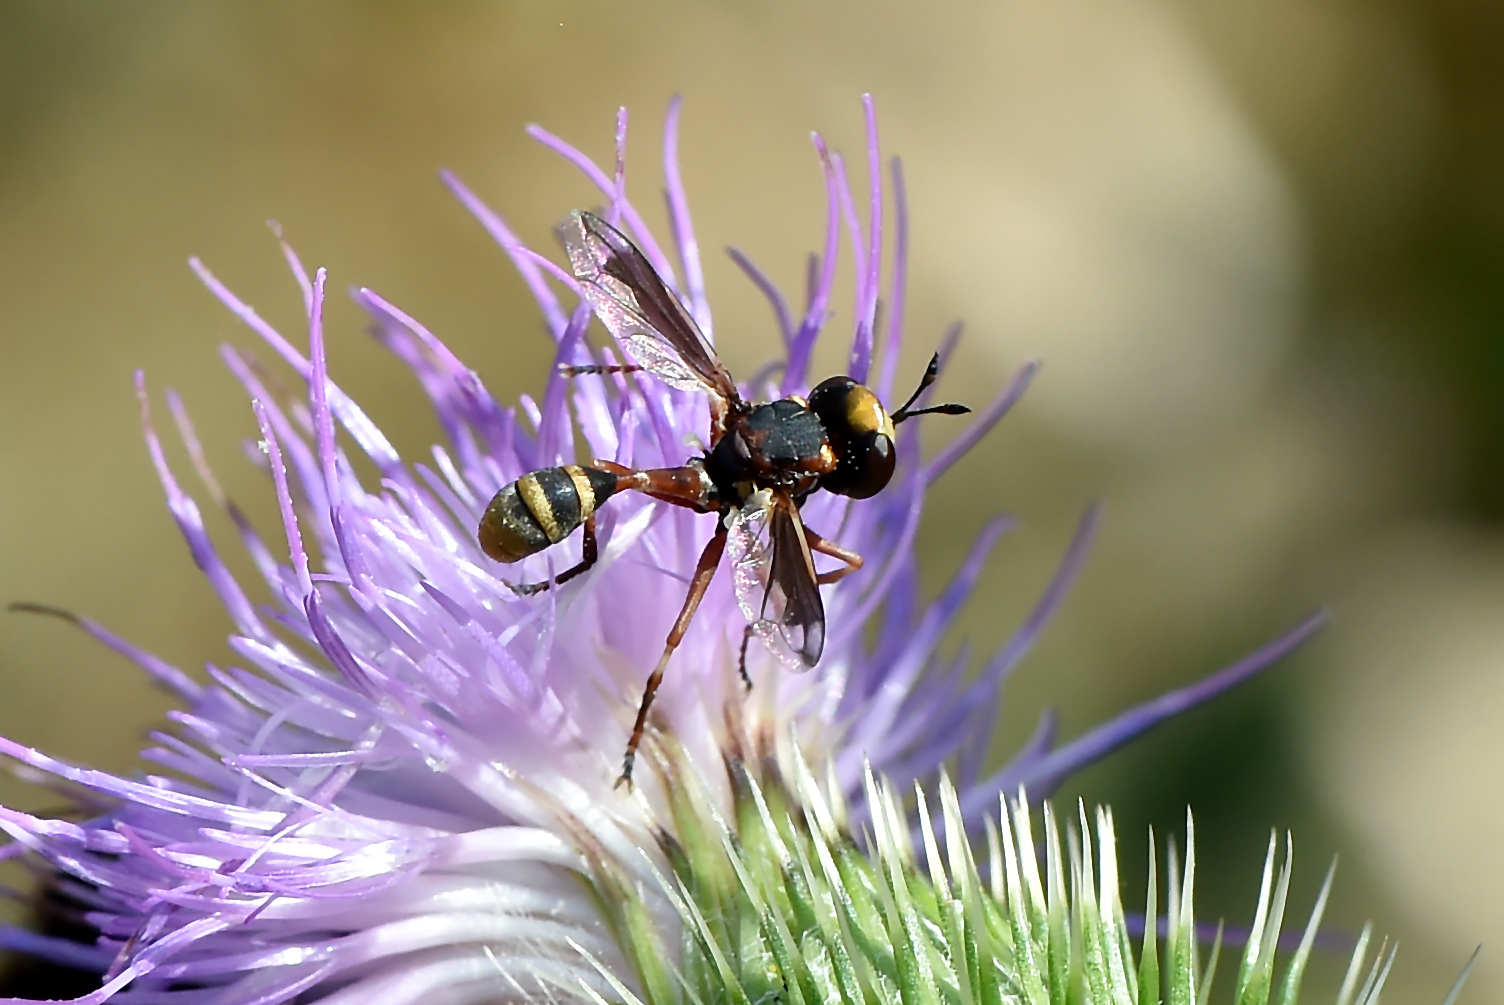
[822,420,926,628]
[425,447,479,510]
[837,515,1015,780]
[824,468,925,657]
[136,371,269,645]
[726,246,794,348]
[514,244,585,298]
[354,287,504,445]
[252,399,313,598]
[966,611,1330,814]
[165,388,285,593]
[0,808,125,855]
[1003,706,1062,782]
[6,604,201,703]
[874,645,973,782]
[974,503,1102,692]
[307,267,373,589]
[830,150,864,291]
[0,925,112,973]
[535,303,594,466]
[269,219,314,316]
[802,253,819,322]
[189,258,402,479]
[922,359,1040,487]
[524,123,679,291]
[662,95,712,340]
[875,156,909,403]
[972,707,1058,794]
[362,308,485,475]
[104,916,235,994]
[439,170,569,340]
[0,736,286,829]
[830,149,868,372]
[209,961,340,1004]
[785,132,842,393]
[610,106,629,224]
[162,389,228,505]
[224,345,331,524]
[865,556,920,692]
[847,93,883,385]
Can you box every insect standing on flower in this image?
[478,211,970,786]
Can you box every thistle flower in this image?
[0,97,1354,1004]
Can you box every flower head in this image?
[0,97,1329,1004]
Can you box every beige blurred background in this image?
[0,1,1498,999]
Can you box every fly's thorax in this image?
[807,376,898,499]
[707,398,837,499]
[477,464,618,563]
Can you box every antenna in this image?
[892,352,971,424]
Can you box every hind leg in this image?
[504,517,599,596]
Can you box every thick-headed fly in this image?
[478,211,969,786]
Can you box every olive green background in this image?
[1,2,1500,1000]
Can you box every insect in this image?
[478,210,970,786]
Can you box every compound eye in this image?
[808,375,857,416]
[810,377,892,440]
[809,376,899,498]
[834,429,895,498]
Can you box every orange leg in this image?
[803,526,865,584]
[617,523,729,789]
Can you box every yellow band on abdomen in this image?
[517,475,566,543]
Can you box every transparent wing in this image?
[560,211,739,403]
[726,496,790,668]
[766,497,826,667]
[726,491,825,672]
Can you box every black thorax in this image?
[704,398,834,505]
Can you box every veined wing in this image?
[727,490,825,671]
[560,211,739,403]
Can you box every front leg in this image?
[617,522,729,790]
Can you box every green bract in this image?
[577,755,1394,1005]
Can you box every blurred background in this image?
[0,0,1498,999]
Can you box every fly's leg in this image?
[499,460,712,600]
[558,364,644,377]
[737,624,756,691]
[500,458,641,597]
[504,516,600,596]
[554,517,599,587]
[803,527,865,585]
[617,523,728,790]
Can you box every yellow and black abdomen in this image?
[478,465,619,563]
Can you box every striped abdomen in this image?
[477,465,619,564]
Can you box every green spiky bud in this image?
[566,753,1400,1005]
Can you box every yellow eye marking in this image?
[844,386,895,441]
